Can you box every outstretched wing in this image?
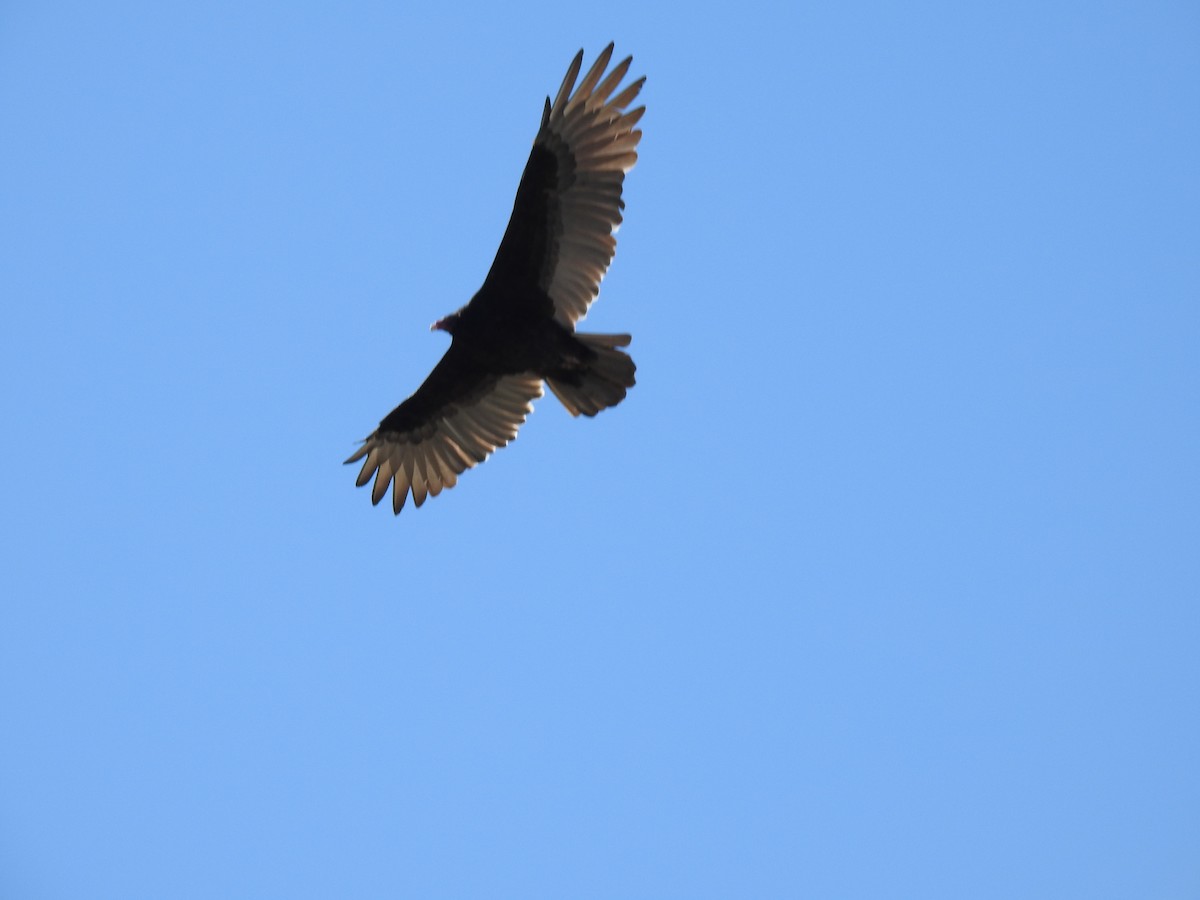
[481,43,644,327]
[345,346,544,514]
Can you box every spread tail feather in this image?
[547,332,636,417]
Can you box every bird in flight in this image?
[346,43,645,514]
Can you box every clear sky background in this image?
[2,1,1197,897]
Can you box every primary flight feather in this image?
[346,44,645,513]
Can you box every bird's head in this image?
[431,310,462,335]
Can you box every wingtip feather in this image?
[550,49,584,116]
[572,43,615,103]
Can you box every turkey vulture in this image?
[346,43,644,513]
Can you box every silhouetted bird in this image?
[346,44,644,513]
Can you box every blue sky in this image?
[2,1,1198,897]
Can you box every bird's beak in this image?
[430,319,442,332]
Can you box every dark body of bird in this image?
[347,44,644,513]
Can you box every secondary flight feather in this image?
[346,44,645,513]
